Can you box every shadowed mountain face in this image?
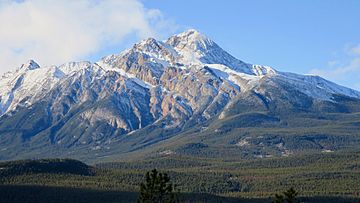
[0,29,360,162]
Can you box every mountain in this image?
[1,29,360,162]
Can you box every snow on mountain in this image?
[0,60,102,115]
[165,29,277,77]
[96,58,154,89]
[0,60,59,114]
[276,72,360,101]
[21,60,40,70]
[166,29,253,73]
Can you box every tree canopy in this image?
[272,187,298,203]
[137,169,175,203]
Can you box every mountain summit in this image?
[0,29,360,161]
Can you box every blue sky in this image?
[1,0,359,90]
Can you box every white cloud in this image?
[309,44,360,90]
[0,0,177,73]
[310,58,360,78]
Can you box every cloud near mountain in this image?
[0,0,176,74]
[310,44,360,90]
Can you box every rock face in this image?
[1,29,360,161]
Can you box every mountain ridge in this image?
[0,29,360,162]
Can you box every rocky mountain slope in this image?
[1,29,360,162]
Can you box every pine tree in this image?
[283,187,298,203]
[272,193,285,203]
[272,187,298,203]
[137,169,175,203]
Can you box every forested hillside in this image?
[0,152,359,202]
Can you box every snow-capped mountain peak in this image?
[166,29,214,52]
[20,59,40,71]
[165,29,262,75]
[0,60,106,116]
